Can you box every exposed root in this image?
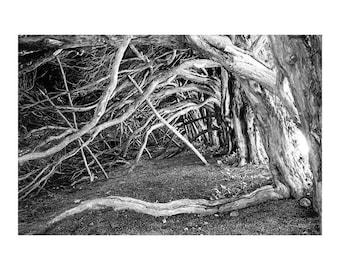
[47,184,290,226]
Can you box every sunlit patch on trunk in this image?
[282,77,294,104]
[294,128,309,158]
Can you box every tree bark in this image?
[245,105,260,164]
[219,68,232,153]
[254,125,268,164]
[231,78,248,166]
[241,79,313,198]
[187,35,276,91]
[269,35,322,215]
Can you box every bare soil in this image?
[18,152,321,235]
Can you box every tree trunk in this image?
[206,108,214,146]
[219,68,232,153]
[241,79,313,198]
[269,35,322,215]
[254,125,268,164]
[231,78,248,166]
[245,105,260,164]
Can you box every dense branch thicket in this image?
[18,35,321,220]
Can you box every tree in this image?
[270,35,322,214]
[18,35,321,226]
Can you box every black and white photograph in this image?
[3,1,339,269]
[18,34,321,235]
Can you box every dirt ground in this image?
[18,152,321,235]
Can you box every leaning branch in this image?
[18,36,132,164]
[128,75,209,165]
[187,35,276,92]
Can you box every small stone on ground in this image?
[230,211,239,217]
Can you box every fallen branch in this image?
[47,183,290,225]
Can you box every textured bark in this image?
[221,69,231,119]
[187,35,276,91]
[206,108,214,146]
[269,35,322,215]
[231,79,248,166]
[240,79,313,198]
[219,68,232,152]
[245,105,260,164]
[254,125,268,164]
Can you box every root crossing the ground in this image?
[48,183,289,226]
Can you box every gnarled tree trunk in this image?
[231,77,248,166]
[241,79,313,198]
[245,105,260,164]
[269,35,322,215]
[186,35,319,204]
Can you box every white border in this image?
[1,1,339,269]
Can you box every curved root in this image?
[48,184,290,226]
